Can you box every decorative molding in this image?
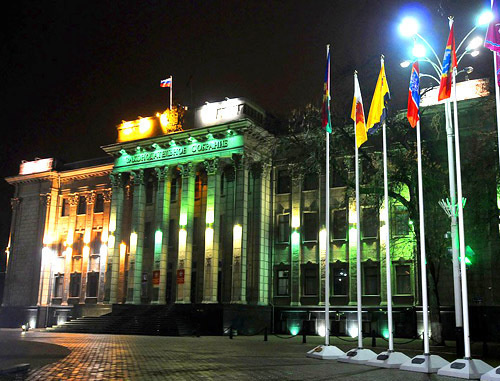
[130,169,145,186]
[203,158,219,176]
[69,193,80,206]
[154,166,169,181]
[102,189,112,202]
[110,173,124,188]
[179,162,194,178]
[85,191,97,205]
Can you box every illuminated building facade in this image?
[2,87,498,338]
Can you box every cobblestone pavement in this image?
[0,330,498,380]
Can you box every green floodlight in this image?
[464,245,475,266]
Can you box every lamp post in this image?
[398,13,489,373]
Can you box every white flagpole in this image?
[325,44,331,346]
[355,123,363,350]
[451,66,471,359]
[170,76,173,110]
[416,117,430,356]
[491,0,500,170]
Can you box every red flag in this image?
[438,21,457,102]
[407,62,420,128]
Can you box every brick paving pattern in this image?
[0,330,497,380]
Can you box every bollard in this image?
[264,327,268,342]
[371,330,376,347]
[302,329,307,344]
[229,326,233,340]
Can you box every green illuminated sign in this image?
[114,135,244,169]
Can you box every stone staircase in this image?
[47,304,198,336]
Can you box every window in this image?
[53,274,64,298]
[170,177,178,202]
[61,199,70,217]
[303,173,318,191]
[193,217,200,246]
[277,214,290,243]
[143,222,152,249]
[391,204,410,237]
[303,265,318,296]
[332,263,348,296]
[277,269,289,296]
[363,262,380,295]
[146,178,155,204]
[90,231,102,254]
[331,162,347,187]
[331,209,347,241]
[86,272,99,297]
[276,169,291,194]
[395,264,411,295]
[302,212,318,242]
[194,174,203,200]
[93,194,104,213]
[362,207,378,239]
[73,232,84,256]
[168,219,177,247]
[69,272,81,297]
[220,173,225,196]
[77,196,87,215]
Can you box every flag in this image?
[321,49,332,133]
[407,62,420,128]
[484,0,500,87]
[160,77,172,88]
[366,59,390,135]
[438,21,457,101]
[351,73,367,147]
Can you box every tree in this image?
[273,96,498,344]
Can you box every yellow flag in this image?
[351,73,367,148]
[366,59,390,134]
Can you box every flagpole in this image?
[324,44,331,348]
[170,76,173,110]
[355,126,363,350]
[491,0,500,171]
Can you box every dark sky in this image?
[0,0,495,248]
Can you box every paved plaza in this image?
[0,329,499,380]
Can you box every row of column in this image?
[106,155,272,305]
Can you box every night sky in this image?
[1,0,495,251]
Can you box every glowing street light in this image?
[412,43,427,58]
[399,17,419,37]
[400,60,411,68]
[477,10,493,26]
[466,36,483,51]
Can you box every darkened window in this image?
[61,199,70,217]
[331,160,348,187]
[303,173,318,191]
[303,212,318,242]
[195,174,202,200]
[331,209,347,241]
[77,196,87,215]
[220,173,225,196]
[168,219,177,247]
[362,207,378,239]
[303,265,318,296]
[91,231,102,254]
[395,264,411,295]
[391,204,410,237]
[277,214,290,243]
[93,194,104,213]
[69,273,81,297]
[363,263,380,295]
[277,169,291,194]
[146,178,155,204]
[332,262,349,296]
[143,222,152,249]
[170,177,178,202]
[73,232,84,256]
[277,269,289,296]
[86,272,99,297]
[53,274,64,298]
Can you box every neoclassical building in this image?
[5,89,495,338]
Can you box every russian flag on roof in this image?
[160,77,172,88]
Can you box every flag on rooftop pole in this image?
[321,48,332,133]
[366,60,390,135]
[351,72,367,148]
[160,76,173,109]
[437,21,457,101]
[407,62,420,128]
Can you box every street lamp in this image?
[398,12,488,374]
